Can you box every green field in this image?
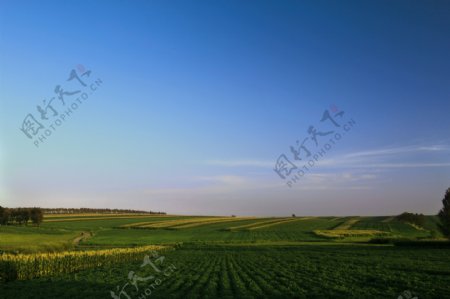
[1,214,449,298]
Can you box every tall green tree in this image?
[0,206,6,225]
[438,188,450,239]
[30,208,44,226]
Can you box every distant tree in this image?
[7,208,30,225]
[1,208,10,225]
[0,206,7,225]
[438,188,450,239]
[9,209,19,224]
[30,208,44,226]
[0,206,4,224]
[15,208,30,225]
[22,208,31,225]
[292,214,296,218]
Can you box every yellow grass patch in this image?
[333,218,360,230]
[314,229,389,238]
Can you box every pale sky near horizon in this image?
[1,0,449,216]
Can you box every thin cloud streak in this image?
[344,144,449,158]
[206,144,450,170]
[205,160,273,167]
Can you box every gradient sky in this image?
[1,0,449,216]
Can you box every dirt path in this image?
[73,231,93,245]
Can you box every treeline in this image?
[396,212,425,226]
[42,208,166,215]
[0,207,43,226]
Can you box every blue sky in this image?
[0,0,449,216]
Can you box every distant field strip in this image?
[333,218,360,230]
[328,217,343,222]
[227,217,310,231]
[121,217,250,229]
[174,218,254,228]
[381,217,395,223]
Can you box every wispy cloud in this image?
[320,143,450,169]
[195,175,249,185]
[344,144,449,159]
[205,144,450,171]
[143,175,283,197]
[205,159,273,167]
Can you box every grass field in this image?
[1,213,448,298]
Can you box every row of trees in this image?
[0,207,43,226]
[42,208,166,215]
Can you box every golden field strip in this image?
[227,218,288,230]
[226,217,309,231]
[247,217,312,230]
[333,217,360,230]
[174,217,254,228]
[314,229,389,238]
[314,217,389,238]
[122,217,252,229]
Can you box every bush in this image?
[0,261,18,282]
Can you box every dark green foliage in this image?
[0,206,10,225]
[30,208,44,226]
[438,187,450,238]
[0,261,18,282]
[0,207,42,226]
[396,212,425,227]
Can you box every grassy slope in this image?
[0,215,441,251]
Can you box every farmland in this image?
[1,213,449,298]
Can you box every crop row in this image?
[0,245,167,281]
